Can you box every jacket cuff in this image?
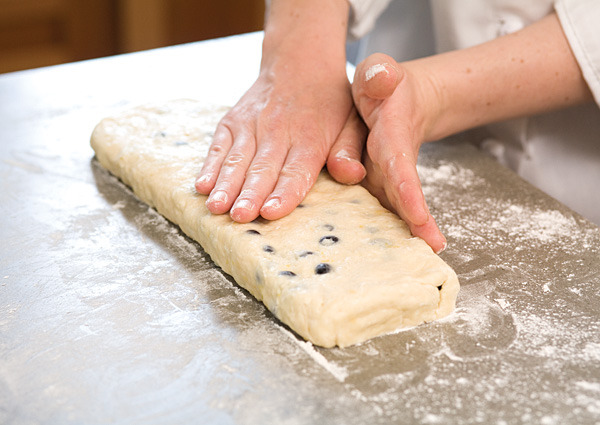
[555,0,600,106]
[347,0,392,40]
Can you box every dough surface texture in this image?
[90,99,459,347]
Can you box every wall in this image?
[0,0,265,74]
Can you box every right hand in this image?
[352,54,447,253]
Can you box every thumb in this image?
[353,53,402,102]
[327,107,367,185]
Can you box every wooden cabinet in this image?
[0,0,117,73]
[118,0,265,52]
[0,0,265,74]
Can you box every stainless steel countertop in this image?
[1,32,599,425]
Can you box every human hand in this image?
[352,53,447,253]
[195,67,367,223]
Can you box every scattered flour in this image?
[489,205,579,243]
[418,160,599,254]
[88,149,600,423]
[365,63,388,81]
[418,162,484,191]
[576,381,600,392]
[279,326,349,383]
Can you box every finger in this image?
[361,150,393,209]
[367,126,445,243]
[364,155,446,252]
[326,108,367,185]
[361,150,446,252]
[409,215,447,254]
[195,122,234,195]
[382,153,429,226]
[229,139,287,223]
[363,120,425,222]
[381,158,446,252]
[260,144,326,220]
[205,132,256,215]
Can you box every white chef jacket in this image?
[347,0,600,225]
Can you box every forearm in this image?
[410,12,594,142]
[261,0,350,79]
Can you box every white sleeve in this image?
[347,0,393,39]
[555,0,600,106]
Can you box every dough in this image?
[90,99,459,347]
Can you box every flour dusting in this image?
[418,161,484,190]
[365,63,388,81]
[280,327,349,383]
[418,159,599,253]
[83,113,600,424]
[489,205,579,243]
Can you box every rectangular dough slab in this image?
[90,99,459,347]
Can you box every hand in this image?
[195,63,366,224]
[352,53,447,253]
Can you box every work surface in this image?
[1,32,600,425]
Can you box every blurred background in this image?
[0,0,265,74]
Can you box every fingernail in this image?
[336,149,350,159]
[262,197,281,210]
[196,173,211,185]
[208,190,228,205]
[335,149,358,163]
[435,240,447,255]
[232,199,254,212]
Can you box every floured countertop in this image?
[1,32,599,425]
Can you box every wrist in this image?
[261,0,349,77]
[401,60,447,143]
[402,12,593,143]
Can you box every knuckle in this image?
[237,188,260,200]
[247,158,277,177]
[279,163,315,198]
[207,142,228,157]
[381,152,410,177]
[222,151,248,168]
[299,144,327,164]
[260,104,285,129]
[381,155,399,176]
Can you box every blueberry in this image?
[319,235,339,246]
[279,271,297,277]
[315,263,332,275]
[263,245,275,253]
[298,251,314,258]
[246,229,261,235]
[437,285,443,291]
[322,224,334,231]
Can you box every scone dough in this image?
[90,99,459,347]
